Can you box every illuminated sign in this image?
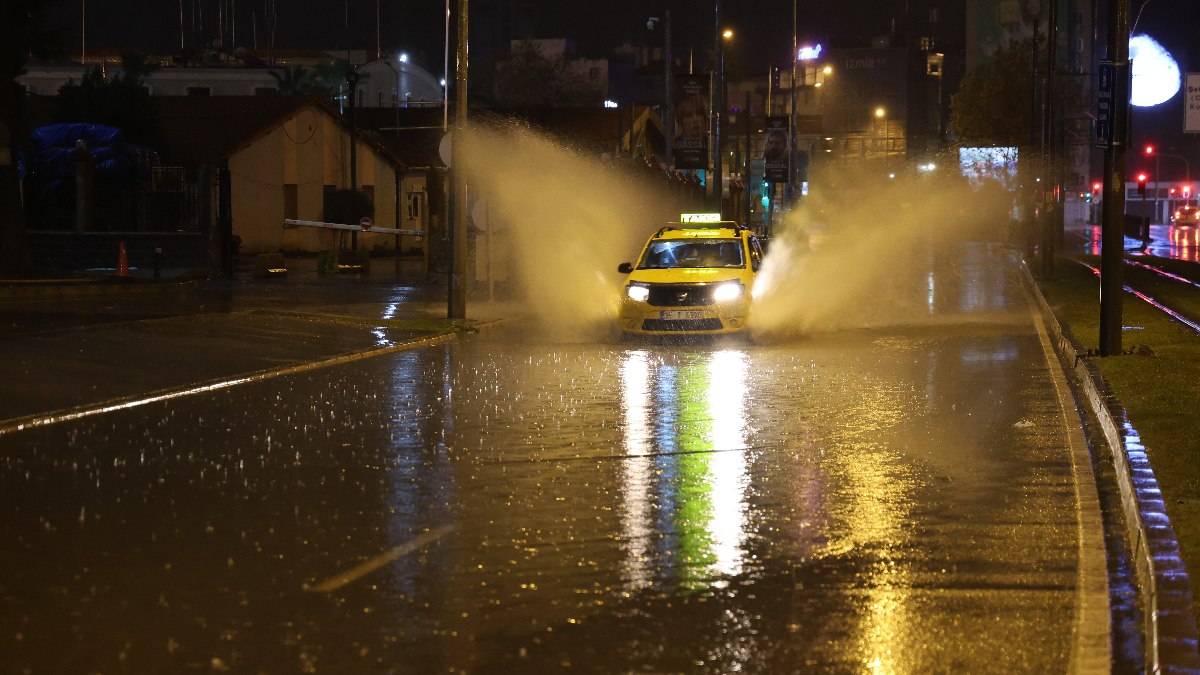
[679,212,722,223]
[797,44,823,61]
[604,100,619,109]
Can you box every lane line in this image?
[304,525,457,593]
[1019,264,1113,673]
[0,332,456,436]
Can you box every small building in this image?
[155,95,427,256]
[21,95,431,273]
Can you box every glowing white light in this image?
[626,285,649,302]
[797,44,823,61]
[604,99,619,108]
[397,52,409,63]
[1130,34,1180,108]
[712,282,743,302]
[680,212,722,223]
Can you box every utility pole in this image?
[664,11,673,168]
[449,0,469,319]
[711,0,723,216]
[790,0,797,203]
[1100,0,1130,356]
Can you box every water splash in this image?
[458,122,684,340]
[750,161,1013,339]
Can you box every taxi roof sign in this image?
[679,212,723,223]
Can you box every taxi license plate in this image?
[660,310,706,320]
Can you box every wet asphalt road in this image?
[0,246,1108,673]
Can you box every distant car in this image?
[617,213,763,336]
[1173,204,1200,227]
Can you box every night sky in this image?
[37,0,1200,165]
[42,0,904,74]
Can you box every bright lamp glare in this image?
[1129,34,1180,107]
[712,282,743,302]
[627,285,649,302]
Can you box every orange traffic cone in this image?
[117,241,130,277]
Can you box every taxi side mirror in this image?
[618,262,633,274]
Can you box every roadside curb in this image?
[0,277,199,300]
[1023,261,1200,673]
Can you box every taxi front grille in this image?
[646,283,715,307]
[642,318,725,332]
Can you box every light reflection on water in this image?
[1078,222,1200,261]
[617,349,750,590]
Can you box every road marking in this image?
[305,525,457,593]
[0,332,457,436]
[1018,264,1112,673]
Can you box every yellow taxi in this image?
[617,213,763,336]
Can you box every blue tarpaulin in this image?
[23,123,159,181]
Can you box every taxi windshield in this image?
[638,239,745,269]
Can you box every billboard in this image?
[763,116,789,183]
[959,146,1019,187]
[673,74,709,170]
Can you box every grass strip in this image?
[1039,256,1200,622]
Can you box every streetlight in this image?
[647,13,672,167]
[875,107,888,173]
[712,26,733,215]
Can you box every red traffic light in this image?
[1137,173,1148,182]
[1091,182,1102,193]
[1146,144,1155,155]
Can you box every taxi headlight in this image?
[626,284,650,302]
[712,281,744,302]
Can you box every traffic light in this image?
[1137,173,1148,197]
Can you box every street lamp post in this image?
[710,0,725,215]
[647,13,672,167]
[875,107,888,174]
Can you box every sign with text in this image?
[763,116,790,183]
[1187,73,1200,133]
[672,74,709,170]
[1096,61,1113,147]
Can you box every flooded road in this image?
[0,244,1105,673]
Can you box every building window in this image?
[407,192,424,220]
[187,86,211,96]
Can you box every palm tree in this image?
[269,66,315,95]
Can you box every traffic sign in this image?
[1187,73,1200,133]
[359,216,373,230]
[1096,61,1114,147]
